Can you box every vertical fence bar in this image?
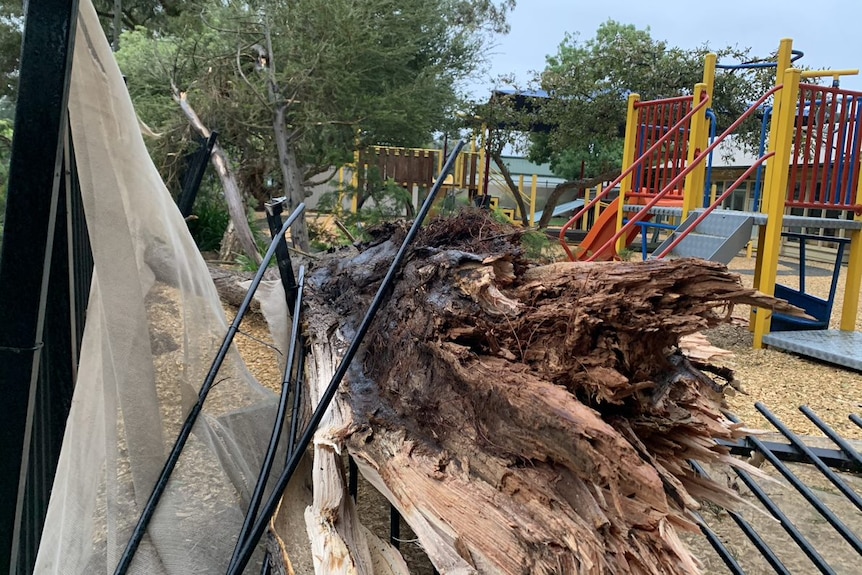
[846,98,862,205]
[658,103,669,192]
[846,96,860,206]
[645,104,656,192]
[788,90,804,205]
[0,0,80,570]
[811,89,831,206]
[821,91,840,207]
[831,94,851,206]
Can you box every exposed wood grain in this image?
[278,211,807,574]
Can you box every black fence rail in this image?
[694,405,862,574]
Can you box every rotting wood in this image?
[263,210,806,574]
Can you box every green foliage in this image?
[489,206,514,225]
[490,21,775,182]
[520,229,555,262]
[114,0,514,209]
[0,0,23,102]
[234,253,262,273]
[617,246,637,262]
[186,189,230,252]
[321,177,413,229]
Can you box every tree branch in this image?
[536,170,620,229]
[171,86,262,264]
[304,166,338,186]
[491,152,530,226]
[236,44,273,110]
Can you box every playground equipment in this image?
[559,39,862,368]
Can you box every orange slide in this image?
[572,196,682,261]
[572,197,644,261]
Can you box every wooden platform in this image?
[763,330,862,372]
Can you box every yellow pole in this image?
[841,175,862,330]
[582,187,592,231]
[529,174,538,227]
[800,69,859,80]
[477,124,487,197]
[453,151,461,187]
[683,82,710,217]
[702,53,717,105]
[751,38,793,325]
[594,184,603,227]
[616,93,641,254]
[351,149,360,214]
[773,39,794,99]
[337,167,345,213]
[753,67,801,348]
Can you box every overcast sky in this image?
[472,0,862,96]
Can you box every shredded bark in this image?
[293,210,802,575]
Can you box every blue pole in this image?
[704,109,718,206]
[753,106,772,212]
[846,97,862,204]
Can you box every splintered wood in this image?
[277,211,805,575]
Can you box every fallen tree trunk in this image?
[267,211,805,574]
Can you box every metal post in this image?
[616,93,641,254]
[682,84,709,217]
[263,197,298,311]
[177,132,218,218]
[753,67,801,348]
[0,0,79,571]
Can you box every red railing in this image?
[654,152,774,258]
[558,93,708,261]
[630,96,693,199]
[585,84,785,261]
[788,84,862,213]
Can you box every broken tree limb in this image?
[172,88,262,264]
[279,211,804,574]
[208,265,260,310]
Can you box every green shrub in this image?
[187,193,230,252]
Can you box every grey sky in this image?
[474,0,862,96]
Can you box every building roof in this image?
[498,155,562,179]
[493,88,551,99]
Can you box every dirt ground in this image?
[228,251,862,575]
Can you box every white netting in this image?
[34,1,286,572]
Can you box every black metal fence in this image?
[696,405,862,574]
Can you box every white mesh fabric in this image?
[34,1,284,572]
